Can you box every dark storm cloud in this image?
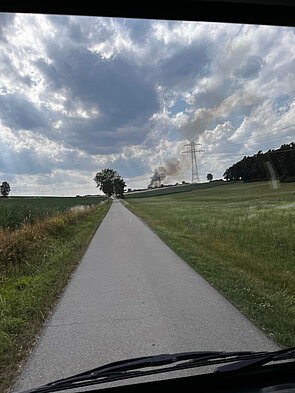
[0,14,15,41]
[234,55,264,79]
[158,43,209,91]
[47,15,86,43]
[36,59,64,89]
[122,19,152,44]
[35,43,159,154]
[59,118,150,155]
[0,16,210,162]
[68,23,84,43]
[0,93,49,131]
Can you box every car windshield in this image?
[0,10,294,393]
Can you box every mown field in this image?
[0,197,111,393]
[0,196,105,230]
[122,181,295,348]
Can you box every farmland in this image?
[0,196,105,231]
[125,179,226,198]
[122,181,295,348]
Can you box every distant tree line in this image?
[223,143,295,183]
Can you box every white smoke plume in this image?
[179,89,260,140]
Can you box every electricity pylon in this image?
[182,139,204,183]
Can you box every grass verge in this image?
[122,181,295,349]
[0,201,111,393]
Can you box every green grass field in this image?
[122,181,295,348]
[0,196,105,230]
[125,179,226,198]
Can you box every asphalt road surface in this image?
[14,199,278,392]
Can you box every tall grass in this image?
[0,207,98,271]
[0,200,111,393]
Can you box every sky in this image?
[0,13,295,196]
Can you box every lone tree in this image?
[113,175,126,198]
[94,169,126,199]
[1,181,11,197]
[206,173,213,182]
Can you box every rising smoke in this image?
[148,90,260,188]
[179,89,260,141]
[148,158,182,188]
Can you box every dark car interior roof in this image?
[0,1,295,27]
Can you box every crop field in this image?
[123,181,295,348]
[0,196,105,230]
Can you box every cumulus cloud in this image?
[0,14,15,42]
[35,42,160,154]
[0,15,295,194]
[179,88,260,140]
[234,55,264,79]
[157,43,209,91]
[0,93,50,131]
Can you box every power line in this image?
[204,147,295,159]
[182,140,204,183]
[194,123,295,161]
[226,123,295,146]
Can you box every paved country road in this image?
[14,199,278,392]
